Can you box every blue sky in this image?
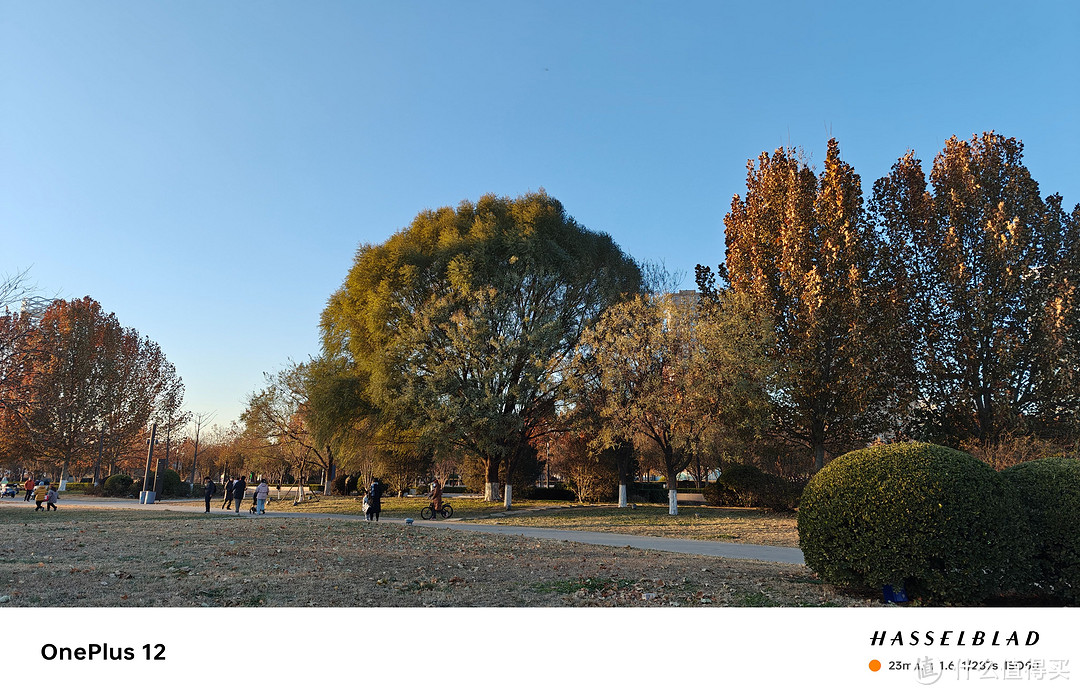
[2,0,1078,426]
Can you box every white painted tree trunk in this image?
[618,484,628,508]
[485,482,500,502]
[668,489,678,515]
[504,484,513,510]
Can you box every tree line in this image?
[11,131,1071,508]
[0,290,188,487]
[232,133,1076,514]
[697,132,1079,470]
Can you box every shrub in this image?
[332,474,349,496]
[629,482,668,504]
[1001,458,1080,603]
[159,469,185,498]
[521,486,577,502]
[703,466,803,511]
[797,442,1026,604]
[103,474,134,497]
[62,482,94,494]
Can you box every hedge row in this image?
[1001,458,1080,602]
[797,443,1080,605]
[703,466,804,511]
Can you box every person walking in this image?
[221,476,235,510]
[33,481,48,511]
[23,477,34,502]
[366,479,383,522]
[255,479,269,515]
[232,476,246,514]
[203,477,217,513]
[45,485,58,512]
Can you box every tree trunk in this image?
[93,430,105,486]
[618,451,632,508]
[188,426,201,485]
[664,451,679,515]
[154,459,166,499]
[326,447,336,497]
[59,452,71,492]
[504,484,513,510]
[811,419,827,471]
[483,457,501,501]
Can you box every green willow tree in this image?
[702,139,914,470]
[321,191,641,505]
[870,132,1080,444]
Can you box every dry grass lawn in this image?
[463,505,800,547]
[0,506,870,607]
[247,495,801,547]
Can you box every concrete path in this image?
[42,497,806,565]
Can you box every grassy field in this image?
[245,495,800,547]
[462,505,800,547]
[260,494,557,519]
[0,506,869,607]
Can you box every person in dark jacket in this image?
[203,477,217,513]
[232,476,247,514]
[221,476,235,510]
[366,479,384,521]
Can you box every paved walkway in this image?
[43,497,806,565]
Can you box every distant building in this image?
[667,289,699,308]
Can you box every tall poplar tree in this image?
[708,139,913,469]
[870,132,1079,444]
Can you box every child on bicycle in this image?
[429,479,443,513]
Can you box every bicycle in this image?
[420,502,453,520]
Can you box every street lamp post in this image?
[140,423,157,504]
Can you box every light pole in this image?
[140,423,157,504]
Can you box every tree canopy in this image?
[871,132,1080,444]
[701,139,913,470]
[320,191,641,502]
[0,296,181,484]
[573,290,773,513]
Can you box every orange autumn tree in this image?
[15,297,182,485]
[701,140,914,470]
[870,132,1080,445]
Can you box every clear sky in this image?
[2,0,1078,426]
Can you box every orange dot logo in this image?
[869,660,882,672]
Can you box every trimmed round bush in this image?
[1001,458,1080,603]
[159,469,184,498]
[102,474,134,497]
[798,443,1025,604]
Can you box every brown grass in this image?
[0,506,870,607]
[211,495,801,547]
[461,504,801,547]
